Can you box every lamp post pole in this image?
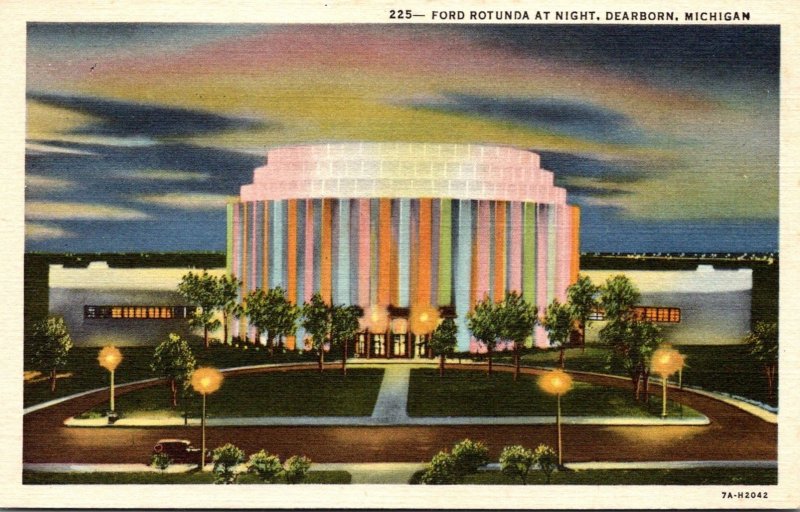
[110,368,115,412]
[98,346,122,418]
[651,346,683,419]
[556,393,563,465]
[191,367,224,470]
[538,369,573,468]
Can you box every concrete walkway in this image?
[371,365,412,423]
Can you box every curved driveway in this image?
[23,363,776,464]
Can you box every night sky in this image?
[25,24,779,253]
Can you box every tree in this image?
[246,450,283,483]
[217,274,241,345]
[497,291,538,381]
[331,304,363,376]
[283,455,312,484]
[746,321,778,399]
[599,274,640,323]
[450,439,489,478]
[533,444,558,483]
[301,293,333,373]
[499,445,535,485]
[151,333,196,407]
[542,299,573,369]
[178,271,221,349]
[244,287,300,356]
[467,297,502,375]
[212,443,245,484]
[420,451,459,485]
[30,317,73,393]
[601,319,662,401]
[567,274,599,349]
[429,317,458,377]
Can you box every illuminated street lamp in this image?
[191,367,224,469]
[651,346,684,418]
[538,369,573,466]
[97,346,122,413]
[365,305,389,334]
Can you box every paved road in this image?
[23,364,776,464]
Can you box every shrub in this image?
[533,444,558,484]
[499,445,535,485]
[420,451,459,485]
[247,450,283,483]
[451,439,489,477]
[284,455,312,484]
[212,443,245,484]
[150,452,172,471]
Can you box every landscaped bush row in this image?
[416,439,558,485]
[151,442,313,485]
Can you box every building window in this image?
[392,334,407,356]
[632,306,681,323]
[84,305,197,320]
[356,333,366,355]
[372,334,386,356]
[587,307,680,323]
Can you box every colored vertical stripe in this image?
[321,198,333,303]
[454,200,472,351]
[378,198,392,305]
[570,205,581,284]
[475,200,490,302]
[397,198,411,307]
[417,198,432,306]
[522,203,536,305]
[430,199,440,307]
[358,199,371,307]
[547,204,557,303]
[437,199,452,306]
[508,202,522,293]
[493,200,506,302]
[226,203,233,274]
[287,200,297,303]
[304,199,315,302]
[271,201,284,288]
[336,199,351,305]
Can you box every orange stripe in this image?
[321,199,332,303]
[378,198,392,305]
[493,201,506,302]
[417,199,432,305]
[390,203,399,306]
[287,200,297,303]
[240,203,249,337]
[570,205,581,284]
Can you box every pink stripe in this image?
[251,202,258,291]
[304,199,314,302]
[232,205,240,280]
[536,206,549,348]
[555,204,570,302]
[508,202,522,293]
[358,199,371,307]
[476,201,490,301]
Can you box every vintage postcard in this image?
[3,0,799,508]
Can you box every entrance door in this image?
[414,334,430,358]
[392,334,407,357]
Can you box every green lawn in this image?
[81,369,384,418]
[495,344,778,407]
[407,369,701,418]
[24,340,324,408]
[23,470,351,485]
[411,467,776,485]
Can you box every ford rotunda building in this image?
[227,143,580,357]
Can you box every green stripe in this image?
[522,202,536,304]
[437,199,452,305]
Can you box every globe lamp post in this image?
[538,369,573,466]
[97,346,122,413]
[651,346,683,418]
[410,304,440,358]
[191,367,224,469]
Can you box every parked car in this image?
[152,439,211,464]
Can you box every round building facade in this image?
[227,142,580,356]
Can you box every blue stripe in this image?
[454,199,472,351]
[398,198,410,307]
